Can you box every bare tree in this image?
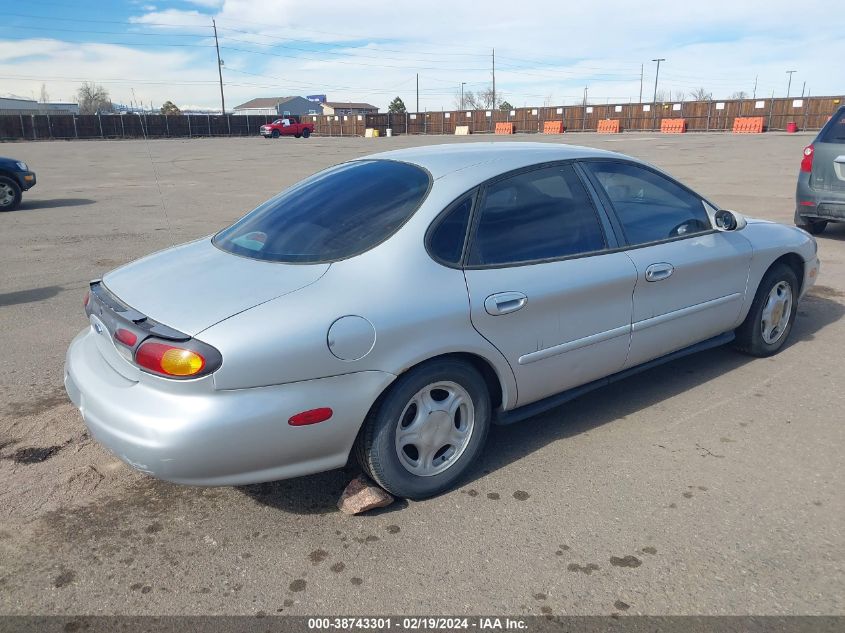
[654,89,668,103]
[77,82,112,114]
[690,87,712,101]
[454,85,503,110]
[730,91,749,100]
[39,83,50,103]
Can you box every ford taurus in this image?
[65,143,820,499]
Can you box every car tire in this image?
[0,176,22,212]
[734,263,799,357]
[355,359,491,500]
[302,128,311,138]
[271,130,280,139]
[295,133,302,139]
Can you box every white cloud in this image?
[1,0,842,111]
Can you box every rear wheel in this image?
[356,359,490,499]
[302,128,311,139]
[735,263,799,357]
[0,177,21,211]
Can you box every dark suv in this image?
[795,105,845,234]
[0,156,37,211]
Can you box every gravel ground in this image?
[0,132,842,616]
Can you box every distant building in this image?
[232,96,318,117]
[0,96,79,115]
[321,101,379,116]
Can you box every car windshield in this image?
[213,160,430,263]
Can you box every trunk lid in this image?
[102,237,329,336]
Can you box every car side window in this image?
[585,161,711,246]
[428,194,473,265]
[467,164,605,266]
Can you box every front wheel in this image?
[302,128,311,138]
[735,263,799,357]
[271,130,280,139]
[0,176,22,211]
[355,359,491,499]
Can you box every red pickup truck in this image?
[260,116,314,139]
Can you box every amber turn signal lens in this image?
[135,341,206,377]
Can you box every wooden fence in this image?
[1,96,841,141]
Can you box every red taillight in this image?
[801,144,814,172]
[288,408,333,426]
[135,341,206,377]
[83,290,90,307]
[114,328,137,347]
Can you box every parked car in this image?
[0,156,36,211]
[795,105,845,234]
[65,143,819,499]
[260,116,314,139]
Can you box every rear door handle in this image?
[484,292,528,316]
[645,263,674,282]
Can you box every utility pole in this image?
[786,70,796,99]
[212,19,225,114]
[461,82,466,111]
[800,81,806,98]
[651,58,665,103]
[416,73,419,113]
[638,63,643,103]
[752,75,758,99]
[492,48,496,110]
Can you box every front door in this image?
[462,163,638,407]
[583,160,753,367]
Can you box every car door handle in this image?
[484,292,528,316]
[645,263,674,282]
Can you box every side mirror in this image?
[714,209,738,231]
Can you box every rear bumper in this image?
[65,327,395,485]
[796,175,845,222]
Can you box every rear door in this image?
[811,107,845,193]
[461,162,637,407]
[583,160,752,368]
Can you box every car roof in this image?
[366,142,638,180]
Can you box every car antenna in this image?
[136,110,175,247]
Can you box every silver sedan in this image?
[65,143,820,499]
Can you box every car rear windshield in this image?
[213,160,430,263]
[819,108,845,144]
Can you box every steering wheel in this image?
[668,218,709,238]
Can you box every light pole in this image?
[651,58,665,103]
[460,82,466,111]
[786,70,796,99]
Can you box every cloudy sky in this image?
[2,0,841,112]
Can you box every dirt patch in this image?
[9,445,64,464]
[808,285,843,299]
[3,387,69,418]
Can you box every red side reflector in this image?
[83,290,90,307]
[288,408,333,426]
[799,200,815,207]
[114,328,138,347]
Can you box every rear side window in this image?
[214,160,430,263]
[468,164,606,266]
[585,161,711,245]
[428,194,473,265]
[819,108,845,144]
